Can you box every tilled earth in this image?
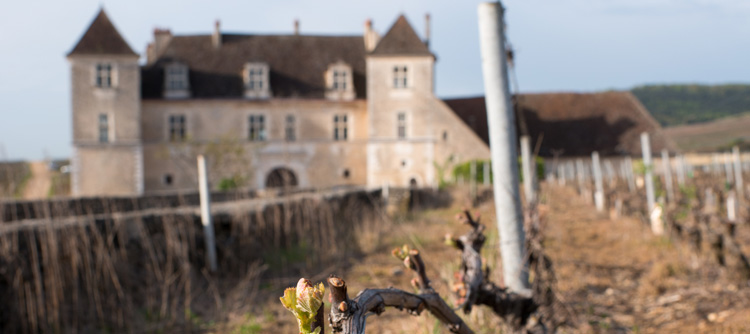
[545,185,750,333]
[244,185,750,333]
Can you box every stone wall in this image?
[140,99,368,192]
[74,146,140,196]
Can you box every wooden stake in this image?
[592,152,605,212]
[733,146,745,207]
[483,161,490,186]
[624,157,636,193]
[676,155,686,187]
[521,136,534,203]
[197,155,218,272]
[724,153,734,184]
[470,160,477,202]
[661,150,674,204]
[576,159,585,196]
[641,133,656,213]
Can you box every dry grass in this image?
[0,161,30,198]
[664,113,750,152]
[241,186,525,334]
[0,190,384,333]
[0,214,266,333]
[6,180,750,333]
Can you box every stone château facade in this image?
[67,10,490,196]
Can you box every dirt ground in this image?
[237,184,750,333]
[544,185,750,333]
[21,161,51,199]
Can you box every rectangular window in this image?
[397,112,406,139]
[393,66,408,88]
[96,64,112,88]
[98,114,109,143]
[248,115,266,141]
[248,68,264,91]
[243,63,270,99]
[169,115,186,141]
[333,70,347,91]
[333,115,348,141]
[285,115,296,141]
[166,65,188,90]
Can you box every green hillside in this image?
[631,84,750,126]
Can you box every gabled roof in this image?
[68,9,137,57]
[141,34,367,99]
[444,92,675,157]
[370,15,432,56]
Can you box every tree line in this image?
[631,84,750,126]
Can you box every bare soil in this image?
[237,185,750,333]
[544,185,750,333]
[21,161,51,199]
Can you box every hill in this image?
[663,113,750,152]
[631,84,750,126]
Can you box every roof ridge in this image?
[173,33,364,38]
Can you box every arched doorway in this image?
[409,178,418,188]
[265,167,298,188]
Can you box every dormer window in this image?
[247,68,264,90]
[325,62,354,101]
[243,62,270,99]
[164,63,190,99]
[333,70,347,91]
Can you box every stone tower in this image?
[366,15,437,187]
[67,9,143,196]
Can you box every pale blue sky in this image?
[1,0,748,160]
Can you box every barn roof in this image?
[444,91,676,157]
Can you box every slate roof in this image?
[141,14,434,99]
[68,9,137,57]
[444,92,676,157]
[370,15,432,56]
[142,34,368,99]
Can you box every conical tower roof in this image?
[68,9,137,56]
[370,15,432,56]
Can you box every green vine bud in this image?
[279,278,326,334]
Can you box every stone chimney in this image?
[424,13,431,48]
[294,19,299,35]
[363,19,380,52]
[147,28,172,64]
[212,20,221,48]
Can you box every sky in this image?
[1,0,748,161]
